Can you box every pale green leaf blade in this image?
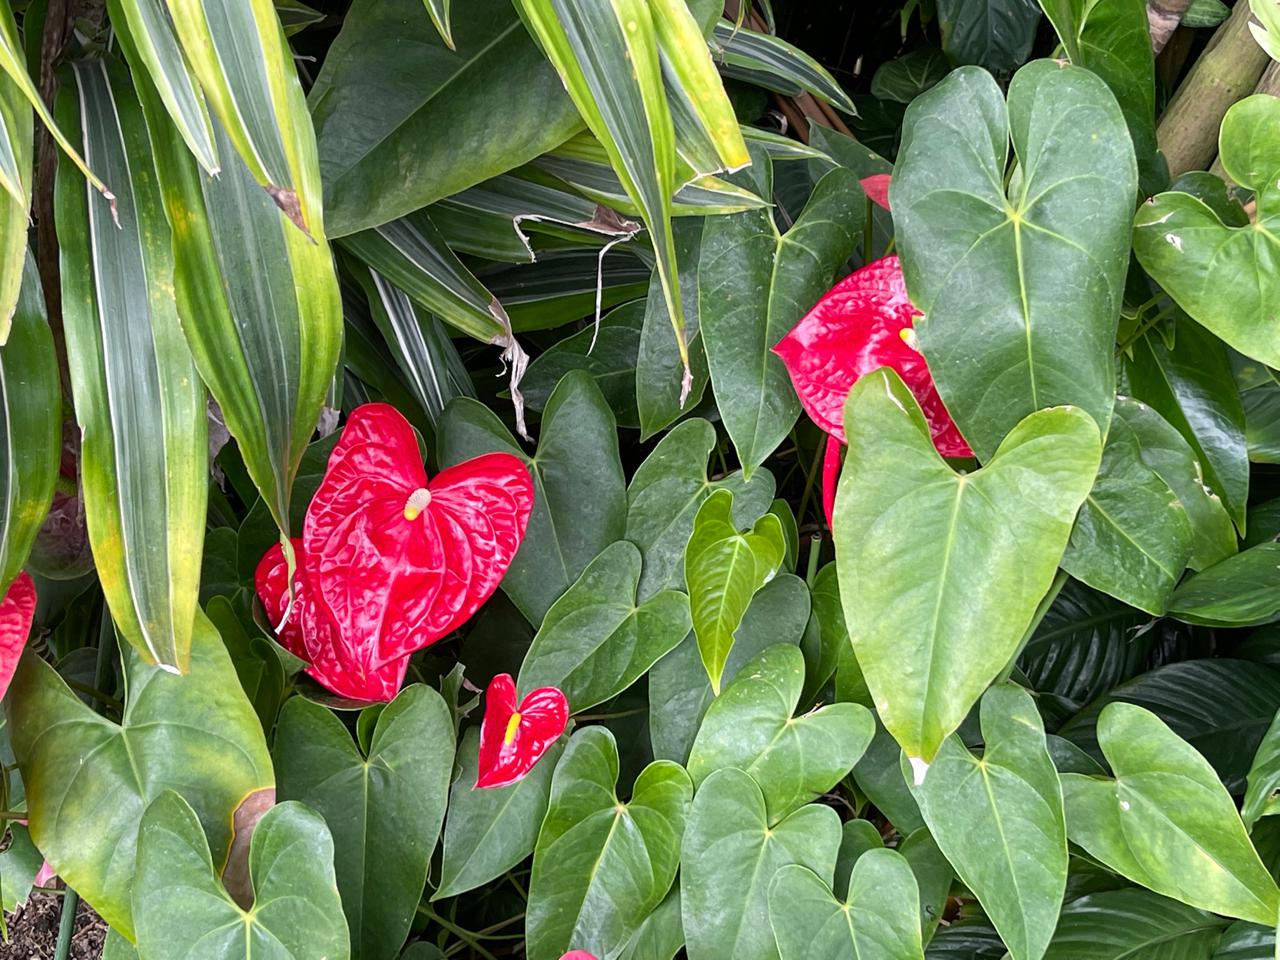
[435,726,563,901]
[909,683,1067,960]
[519,541,692,712]
[688,644,873,823]
[5,610,275,938]
[132,793,349,959]
[526,726,691,960]
[0,18,30,341]
[834,368,1101,762]
[1168,543,1280,627]
[0,254,60,590]
[891,61,1136,460]
[681,767,841,960]
[56,58,207,670]
[274,686,454,960]
[1243,707,1280,829]
[769,851,925,960]
[1062,702,1280,925]
[618,887,685,960]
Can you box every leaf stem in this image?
[805,533,822,586]
[796,437,825,528]
[417,905,499,960]
[574,706,647,722]
[53,888,78,960]
[63,679,122,711]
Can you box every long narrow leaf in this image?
[108,0,220,174]
[711,21,857,114]
[423,0,453,48]
[55,58,207,672]
[135,57,341,540]
[0,11,29,341]
[164,0,312,232]
[0,253,59,591]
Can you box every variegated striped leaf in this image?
[0,4,29,342]
[711,20,857,114]
[55,58,207,672]
[423,0,453,48]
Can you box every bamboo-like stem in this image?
[1157,0,1270,176]
[1148,0,1194,53]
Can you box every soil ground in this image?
[0,895,105,959]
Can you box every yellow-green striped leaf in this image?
[0,7,28,342]
[55,58,207,672]
[0,254,59,591]
[423,0,453,48]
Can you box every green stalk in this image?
[53,889,79,960]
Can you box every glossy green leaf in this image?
[871,47,949,103]
[520,541,691,713]
[1211,922,1276,960]
[892,61,1136,460]
[834,368,1101,762]
[936,0,1042,71]
[438,370,626,625]
[899,827,954,944]
[711,21,856,114]
[1114,397,1236,571]
[649,573,810,764]
[0,822,40,913]
[526,726,691,960]
[688,644,873,823]
[1039,0,1163,194]
[523,302,642,428]
[435,725,563,900]
[1040,888,1227,960]
[0,2,30,343]
[686,488,787,692]
[769,850,925,960]
[1062,702,1280,925]
[802,562,845,705]
[0,255,59,592]
[5,610,274,938]
[56,58,207,670]
[1243,707,1280,829]
[274,686,453,960]
[109,0,219,174]
[833,820,884,897]
[618,886,685,960]
[626,417,776,601]
[924,920,1008,960]
[1168,544,1280,627]
[132,792,348,959]
[476,248,650,334]
[1136,94,1280,369]
[165,0,315,231]
[682,768,841,960]
[909,683,1066,960]
[1061,403,1193,615]
[1059,659,1280,795]
[1123,323,1249,532]
[700,166,861,472]
[309,0,581,237]
[422,0,453,47]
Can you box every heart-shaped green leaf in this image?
[526,726,691,960]
[436,725,564,901]
[649,573,810,764]
[438,370,626,626]
[699,165,862,472]
[132,792,349,959]
[274,685,453,960]
[1167,543,1280,627]
[1060,401,1194,615]
[519,540,692,713]
[834,368,1101,762]
[1134,95,1280,370]
[908,683,1066,960]
[6,610,274,939]
[1062,702,1280,925]
[681,767,840,960]
[626,417,775,600]
[891,60,1136,460]
[768,849,925,960]
[688,644,873,823]
[686,488,787,693]
[618,886,684,960]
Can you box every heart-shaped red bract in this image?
[0,572,36,700]
[256,539,410,702]
[860,174,892,211]
[560,953,598,960]
[821,435,843,528]
[304,403,534,671]
[476,673,568,789]
[772,255,972,459]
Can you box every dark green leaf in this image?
[1040,888,1226,959]
[936,0,1042,71]
[1168,544,1280,627]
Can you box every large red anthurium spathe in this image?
[256,539,409,702]
[476,673,568,789]
[304,403,534,670]
[0,572,36,700]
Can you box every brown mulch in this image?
[0,894,105,960]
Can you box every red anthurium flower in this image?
[821,435,843,528]
[255,540,409,702]
[304,403,534,669]
[859,173,892,211]
[0,572,35,700]
[476,674,568,789]
[560,953,599,960]
[772,255,972,459]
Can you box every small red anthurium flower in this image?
[0,572,36,700]
[560,953,599,960]
[476,673,568,789]
[773,255,973,523]
[859,173,892,211]
[304,403,534,669]
[256,539,409,702]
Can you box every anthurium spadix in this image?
[477,673,568,789]
[834,368,1100,763]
